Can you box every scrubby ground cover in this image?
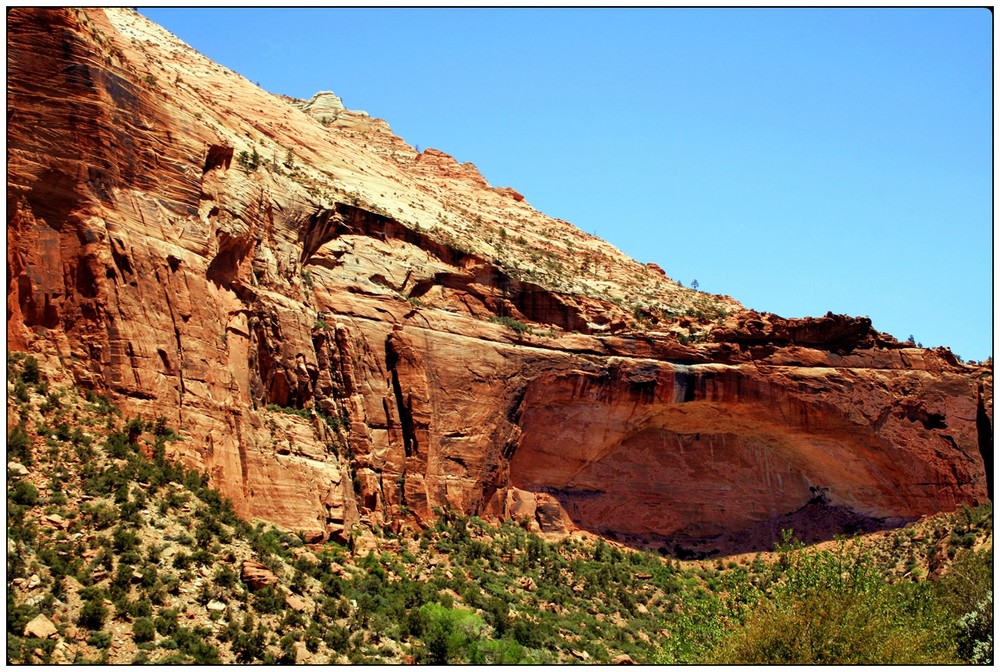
[6,352,993,664]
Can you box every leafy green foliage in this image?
[236,147,261,172]
[414,602,485,664]
[935,547,993,664]
[84,390,118,416]
[9,480,39,507]
[79,594,109,630]
[956,593,992,664]
[251,585,286,615]
[20,356,40,385]
[8,425,32,465]
[173,626,222,664]
[154,608,180,636]
[266,403,312,420]
[13,379,30,402]
[7,592,39,636]
[230,613,269,664]
[88,630,112,649]
[488,315,531,334]
[705,536,962,664]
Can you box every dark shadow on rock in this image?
[541,490,914,559]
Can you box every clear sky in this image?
[139,7,993,362]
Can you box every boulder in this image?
[206,600,227,613]
[284,593,308,613]
[23,614,57,639]
[240,560,278,590]
[8,462,29,478]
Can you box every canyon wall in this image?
[7,8,991,554]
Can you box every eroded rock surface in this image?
[6,8,991,554]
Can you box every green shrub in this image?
[278,634,297,663]
[84,390,117,416]
[129,599,153,619]
[7,593,39,636]
[707,584,957,663]
[479,596,511,637]
[415,602,485,664]
[20,356,39,384]
[81,502,117,530]
[79,596,108,630]
[9,481,39,507]
[39,391,61,414]
[173,626,221,664]
[706,543,959,664]
[87,630,112,649]
[232,615,268,663]
[151,416,179,440]
[104,430,133,459]
[7,635,26,664]
[252,585,286,615]
[236,148,261,172]
[190,549,214,566]
[8,425,32,466]
[154,608,179,636]
[488,315,530,335]
[14,380,29,403]
[112,526,140,553]
[510,616,545,649]
[956,593,992,664]
[469,638,530,664]
[214,564,238,588]
[936,546,992,618]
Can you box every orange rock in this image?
[240,560,278,590]
[284,593,309,612]
[4,7,990,557]
[23,614,57,639]
[493,186,525,202]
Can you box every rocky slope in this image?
[5,354,993,664]
[6,7,992,554]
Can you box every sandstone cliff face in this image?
[7,8,991,553]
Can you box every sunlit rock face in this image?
[7,7,990,554]
[509,357,990,553]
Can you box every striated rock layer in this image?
[6,8,991,554]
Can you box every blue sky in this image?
[139,8,992,361]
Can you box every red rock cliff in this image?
[6,8,991,554]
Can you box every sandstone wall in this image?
[6,8,991,554]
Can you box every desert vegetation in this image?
[6,353,992,664]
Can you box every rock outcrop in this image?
[240,560,279,590]
[23,614,58,640]
[6,8,991,555]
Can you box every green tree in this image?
[416,602,485,664]
[20,356,39,384]
[9,481,39,507]
[79,596,108,630]
[8,425,32,465]
[956,593,992,664]
[706,542,959,664]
